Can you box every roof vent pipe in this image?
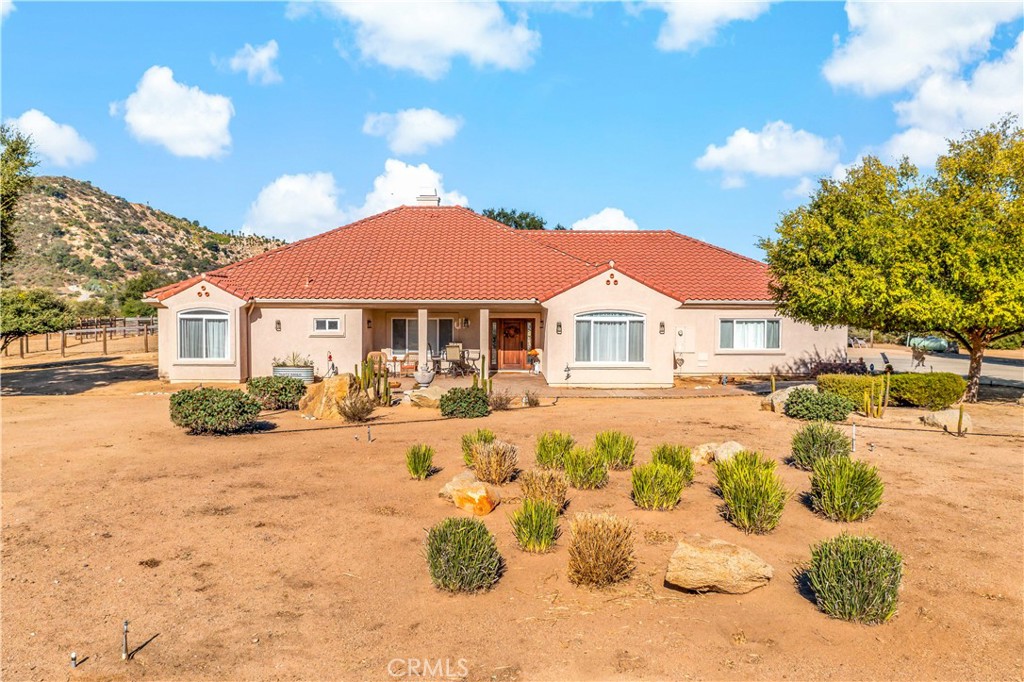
[416,187,441,207]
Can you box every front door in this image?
[498,319,528,369]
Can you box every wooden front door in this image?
[498,319,528,369]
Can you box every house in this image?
[145,193,846,387]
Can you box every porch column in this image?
[417,308,429,370]
[479,308,490,373]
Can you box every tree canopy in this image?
[482,207,565,231]
[1,288,75,351]
[1,123,39,279]
[760,116,1024,401]
[118,269,169,317]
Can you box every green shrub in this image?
[518,469,569,511]
[509,499,559,552]
[425,518,503,593]
[807,534,902,624]
[564,447,609,490]
[790,421,852,470]
[169,387,262,435]
[631,462,685,510]
[246,375,307,410]
[461,428,495,467]
[593,430,635,469]
[810,457,884,522]
[472,441,519,485]
[816,374,881,405]
[440,387,491,418]
[567,513,635,587]
[714,451,788,533]
[536,431,575,469]
[889,373,966,410]
[784,388,855,422]
[338,392,375,422]
[406,444,435,480]
[651,444,695,485]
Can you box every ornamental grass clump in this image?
[472,440,519,485]
[425,518,503,593]
[509,499,559,553]
[651,444,695,485]
[535,431,575,469]
[810,457,884,522]
[567,513,636,587]
[807,533,902,624]
[405,444,435,480]
[593,430,635,469]
[631,462,685,510]
[518,469,569,512]
[169,387,262,435]
[564,446,609,490]
[790,421,852,470]
[714,451,788,534]
[461,428,495,467]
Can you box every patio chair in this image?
[445,343,468,377]
[400,352,418,377]
[366,351,389,375]
[463,349,481,372]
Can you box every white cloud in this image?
[115,66,234,158]
[308,1,540,79]
[244,160,468,241]
[1,0,15,20]
[695,121,841,188]
[823,2,1022,96]
[5,109,96,167]
[647,1,774,52]
[783,177,815,200]
[571,207,640,231]
[226,40,282,85]
[362,108,462,155]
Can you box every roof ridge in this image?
[474,212,601,268]
[665,230,767,268]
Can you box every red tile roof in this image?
[146,207,771,304]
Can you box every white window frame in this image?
[313,317,342,334]
[718,317,782,352]
[390,317,455,355]
[573,311,646,365]
[176,308,230,361]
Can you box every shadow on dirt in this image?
[0,357,158,396]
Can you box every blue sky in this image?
[3,1,1022,258]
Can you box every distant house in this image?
[145,192,845,386]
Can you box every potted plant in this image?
[414,363,435,387]
[272,352,315,384]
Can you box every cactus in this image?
[472,374,479,389]
[863,374,890,419]
[770,374,776,393]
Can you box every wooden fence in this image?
[5,318,159,359]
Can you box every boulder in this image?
[761,383,817,412]
[438,471,477,500]
[665,535,773,594]
[298,374,357,420]
[692,441,747,464]
[437,471,501,515]
[920,408,971,434]
[713,441,747,462]
[409,385,447,409]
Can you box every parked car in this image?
[908,335,958,354]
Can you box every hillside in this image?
[7,176,283,294]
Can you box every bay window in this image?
[574,311,644,363]
[178,309,229,360]
[719,318,781,350]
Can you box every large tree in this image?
[1,288,75,352]
[118,269,169,317]
[760,117,1024,402]
[482,207,547,230]
[1,123,39,279]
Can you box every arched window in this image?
[178,309,229,360]
[574,311,645,363]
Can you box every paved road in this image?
[848,347,1024,388]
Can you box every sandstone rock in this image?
[451,482,501,516]
[297,374,357,420]
[713,441,747,462]
[692,441,747,464]
[665,535,773,594]
[438,471,477,500]
[760,383,817,412]
[408,385,447,409]
[920,408,971,434]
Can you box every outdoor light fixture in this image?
[367,319,373,329]
[463,317,471,327]
[275,320,281,332]
[556,322,562,334]
[659,322,666,334]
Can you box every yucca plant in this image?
[790,421,852,470]
[406,444,435,480]
[807,533,902,624]
[518,469,569,511]
[509,499,559,552]
[714,450,788,534]
[472,440,519,485]
[461,428,495,467]
[810,457,884,522]
[593,430,635,469]
[535,431,575,469]
[651,444,695,485]
[631,462,685,510]
[564,446,609,490]
[425,518,503,593]
[567,513,635,587]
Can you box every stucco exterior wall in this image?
[248,305,365,378]
[154,281,247,383]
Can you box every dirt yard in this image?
[2,359,1023,681]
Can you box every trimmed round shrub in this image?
[518,469,569,511]
[425,518,503,593]
[472,440,519,485]
[810,457,884,522]
[790,421,852,470]
[784,388,856,422]
[406,444,435,480]
[567,513,635,587]
[440,387,491,418]
[714,451,788,534]
[593,430,635,469]
[170,387,261,435]
[564,446,609,490]
[808,534,902,624]
[889,373,966,410]
[631,462,685,510]
[535,431,575,469]
[509,499,559,553]
[461,428,495,467]
[246,375,307,410]
[651,444,695,485]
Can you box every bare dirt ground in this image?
[2,358,1023,681]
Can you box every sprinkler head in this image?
[71,652,78,668]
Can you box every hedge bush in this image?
[810,457,884,522]
[593,430,635,470]
[535,431,575,469]
[631,462,685,510]
[784,388,856,422]
[425,518,503,593]
[509,499,559,553]
[808,534,902,624]
[564,447,609,490]
[567,513,635,587]
[246,375,307,410]
[461,428,495,467]
[816,374,882,405]
[651,444,695,485]
[440,387,491,418]
[790,421,852,470]
[714,451,788,534]
[818,372,966,410]
[169,387,262,435]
